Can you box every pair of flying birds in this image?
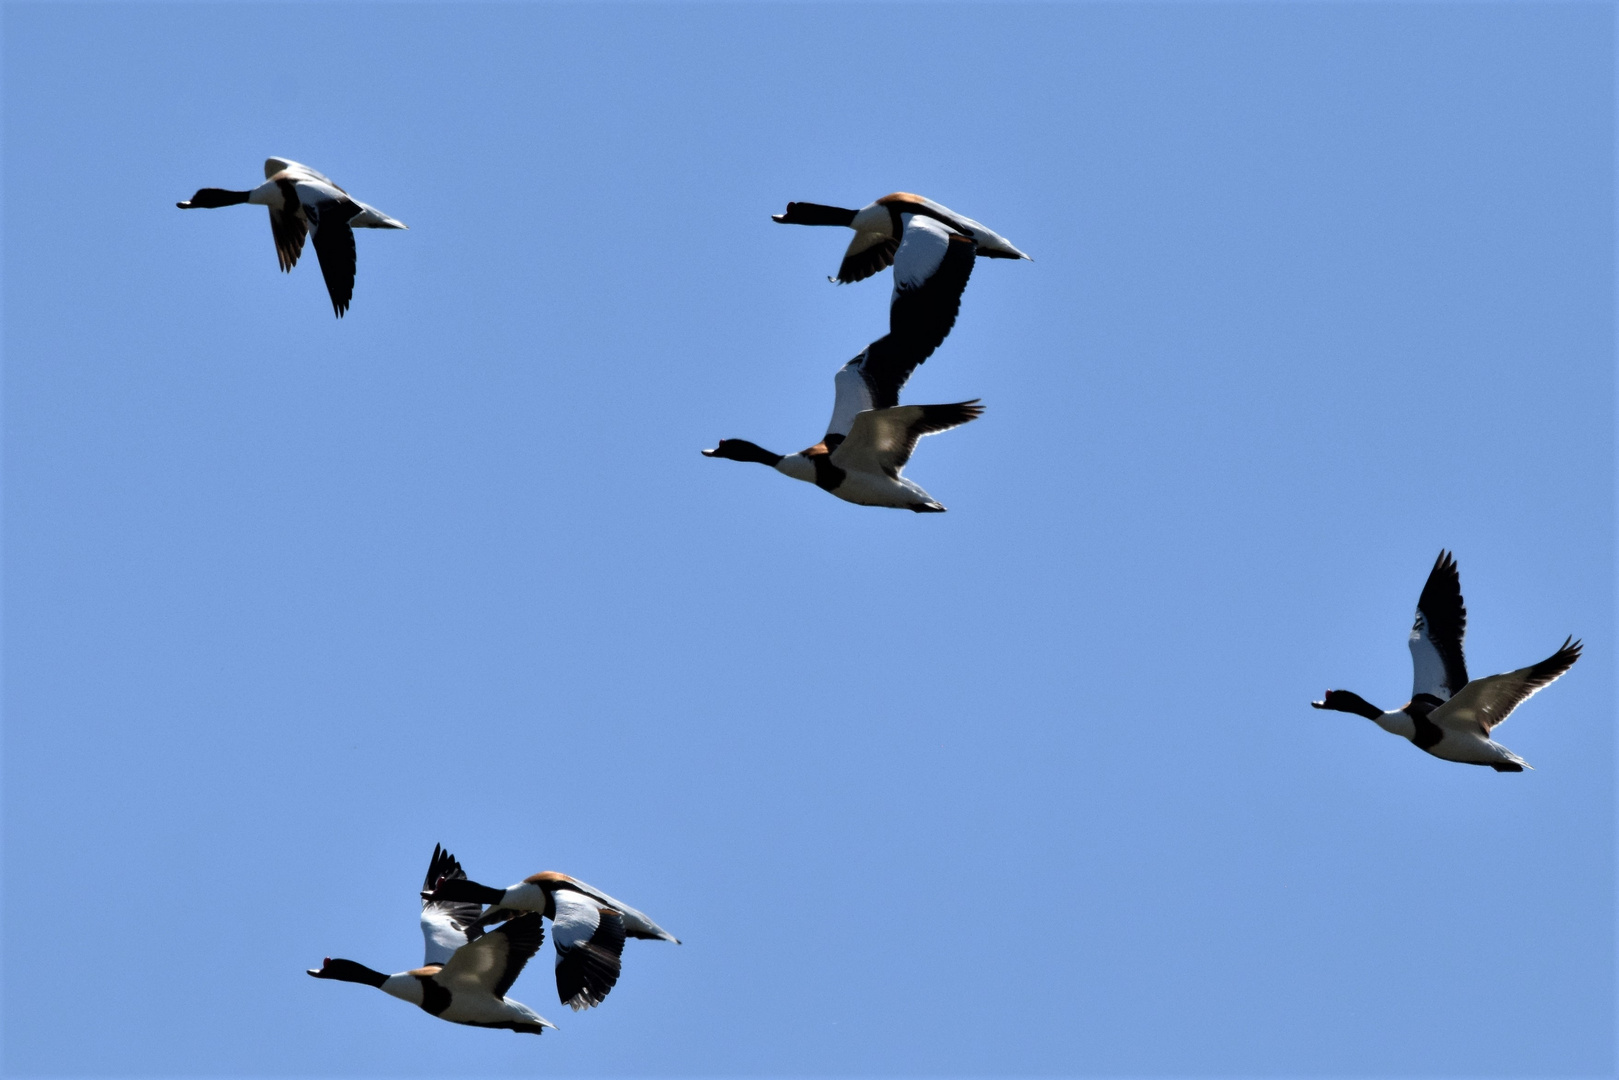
[702,193,1031,512]
[307,846,676,1036]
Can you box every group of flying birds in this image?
[177,159,1582,1039]
[307,846,678,1035]
[176,160,1034,513]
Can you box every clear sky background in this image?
[3,3,1613,1077]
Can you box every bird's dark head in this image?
[1311,689,1383,721]
[702,439,783,467]
[771,202,857,227]
[306,958,388,987]
[422,876,506,906]
[176,187,251,210]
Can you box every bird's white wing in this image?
[265,157,337,187]
[551,889,626,1010]
[419,844,483,966]
[833,401,984,477]
[892,215,951,292]
[1431,638,1581,735]
[291,178,350,208]
[1409,550,1469,701]
[901,194,1029,260]
[554,876,680,943]
[422,907,470,967]
[278,171,403,229]
[825,359,877,439]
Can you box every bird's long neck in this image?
[430,878,509,906]
[1317,690,1385,721]
[1316,690,1419,738]
[711,440,784,467]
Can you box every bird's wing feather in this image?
[837,233,900,284]
[833,401,984,477]
[552,890,625,1010]
[419,844,483,966]
[439,913,545,999]
[346,199,408,229]
[847,224,977,410]
[1409,550,1469,700]
[265,157,338,187]
[551,876,679,943]
[1431,638,1581,735]
[308,202,357,317]
[892,215,951,291]
[891,221,974,347]
[421,907,470,967]
[881,193,1028,258]
[549,889,601,953]
[267,206,306,272]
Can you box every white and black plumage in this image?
[1312,551,1582,771]
[307,845,555,1035]
[425,871,678,1012]
[826,216,977,429]
[703,401,984,513]
[704,216,985,513]
[418,843,484,965]
[773,191,1029,284]
[177,157,406,317]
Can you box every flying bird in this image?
[1312,551,1581,771]
[426,870,679,1012]
[773,191,1029,284]
[704,216,985,513]
[177,157,406,317]
[307,845,555,1035]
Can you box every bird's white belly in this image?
[1426,729,1522,767]
[440,995,522,1026]
[833,470,924,508]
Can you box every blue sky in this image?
[2,3,1613,1076]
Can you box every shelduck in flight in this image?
[177,157,406,317]
[773,191,1029,284]
[1312,551,1581,771]
[704,216,985,513]
[425,870,679,1012]
[307,845,556,1035]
